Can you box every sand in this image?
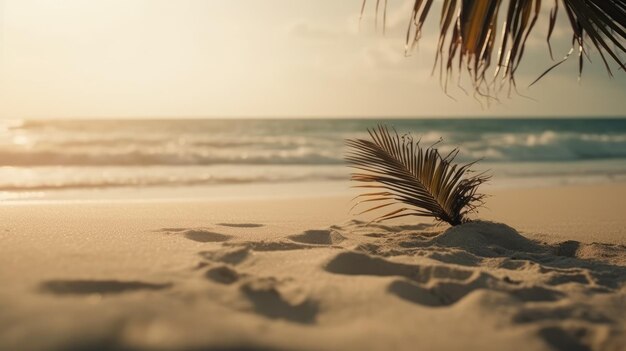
[0,182,625,351]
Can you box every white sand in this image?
[0,183,625,351]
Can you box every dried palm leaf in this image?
[346,125,490,226]
[362,0,626,96]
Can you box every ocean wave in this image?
[0,135,625,167]
[461,131,626,162]
[1,120,625,167]
[0,148,345,167]
[1,162,624,192]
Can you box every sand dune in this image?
[0,184,625,351]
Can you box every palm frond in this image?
[345,125,490,226]
[362,0,626,96]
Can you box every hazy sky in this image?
[0,0,624,119]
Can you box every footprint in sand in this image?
[200,257,318,324]
[325,251,565,306]
[287,229,346,245]
[512,305,613,324]
[205,265,241,285]
[536,326,595,351]
[183,230,233,243]
[388,278,565,307]
[157,228,233,243]
[199,247,251,265]
[224,241,319,252]
[217,223,264,228]
[39,279,172,296]
[386,280,446,307]
[239,277,318,324]
[324,251,474,283]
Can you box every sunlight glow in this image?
[0,0,624,118]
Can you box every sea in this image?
[0,118,624,201]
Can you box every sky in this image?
[0,0,624,119]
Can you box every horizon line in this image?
[3,115,626,121]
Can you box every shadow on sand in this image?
[39,279,172,296]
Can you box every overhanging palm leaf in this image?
[362,0,626,96]
[346,125,490,226]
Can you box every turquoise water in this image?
[0,118,624,199]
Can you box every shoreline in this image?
[2,176,626,205]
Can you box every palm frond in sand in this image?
[345,125,490,226]
[361,0,626,96]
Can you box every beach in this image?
[1,182,624,351]
[2,0,625,347]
